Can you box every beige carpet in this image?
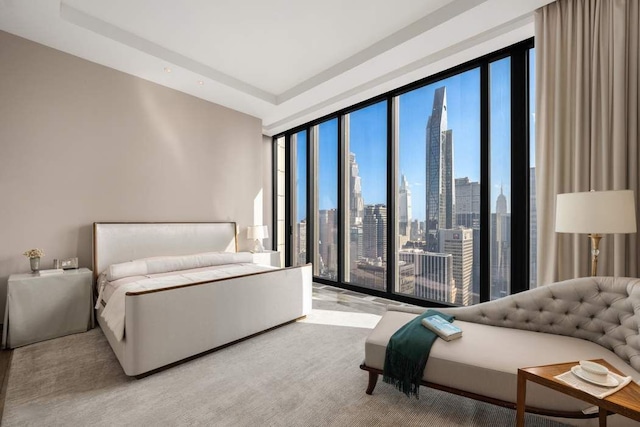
[3,296,569,426]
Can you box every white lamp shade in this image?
[555,190,637,234]
[247,225,269,240]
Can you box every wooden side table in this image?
[2,268,94,349]
[516,359,640,427]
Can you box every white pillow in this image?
[106,252,253,281]
[106,260,148,281]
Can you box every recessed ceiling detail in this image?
[60,2,278,104]
[0,0,555,135]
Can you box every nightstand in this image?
[252,250,283,268]
[2,268,94,349]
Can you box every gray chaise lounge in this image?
[361,276,640,426]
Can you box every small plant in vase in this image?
[23,248,45,273]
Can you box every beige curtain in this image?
[535,0,639,285]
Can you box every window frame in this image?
[273,38,534,307]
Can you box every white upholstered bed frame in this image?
[93,222,312,377]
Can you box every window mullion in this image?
[387,96,397,297]
[480,63,491,303]
[510,47,530,294]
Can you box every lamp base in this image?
[253,239,265,253]
[589,234,603,277]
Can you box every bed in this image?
[93,222,312,377]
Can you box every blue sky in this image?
[530,48,536,167]
[296,54,527,221]
[295,130,307,219]
[317,119,338,211]
[398,68,482,219]
[489,58,511,213]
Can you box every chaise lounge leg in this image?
[366,371,379,395]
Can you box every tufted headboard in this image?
[92,222,238,281]
[393,277,640,372]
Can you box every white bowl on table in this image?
[571,360,618,387]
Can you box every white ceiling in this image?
[0,0,555,136]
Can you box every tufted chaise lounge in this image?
[361,277,640,426]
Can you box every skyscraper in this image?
[399,250,454,302]
[426,86,456,251]
[296,219,307,265]
[318,209,337,278]
[491,186,511,299]
[398,174,412,237]
[348,152,365,267]
[349,152,364,227]
[496,185,508,214]
[440,228,473,306]
[455,177,480,228]
[363,204,387,260]
[455,177,480,302]
[410,219,422,242]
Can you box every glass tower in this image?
[425,86,456,251]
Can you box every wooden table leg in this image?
[516,370,526,427]
[599,407,607,427]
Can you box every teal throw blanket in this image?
[383,309,454,398]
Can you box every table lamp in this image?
[555,190,637,276]
[247,225,269,253]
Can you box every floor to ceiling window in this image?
[343,101,388,290]
[276,39,534,307]
[275,136,286,256]
[529,48,537,289]
[395,70,480,306]
[489,57,511,301]
[313,119,338,280]
[291,130,307,267]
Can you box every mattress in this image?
[98,262,276,341]
[99,263,275,304]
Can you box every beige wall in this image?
[0,30,272,319]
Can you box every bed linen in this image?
[100,263,275,341]
[97,263,274,305]
[106,251,253,281]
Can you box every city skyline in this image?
[296,59,513,223]
[303,174,518,304]
[296,73,514,303]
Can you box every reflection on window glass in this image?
[396,70,480,305]
[343,101,387,290]
[314,119,338,279]
[292,131,307,266]
[489,58,511,301]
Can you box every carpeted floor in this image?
[2,286,569,426]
